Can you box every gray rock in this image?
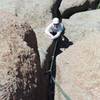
[70,9,100,22]
[0,0,55,28]
[55,32,100,100]
[62,10,100,42]
[34,27,53,67]
[55,9,100,100]
[59,0,99,18]
[0,11,42,100]
[63,19,100,42]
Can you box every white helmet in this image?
[52,17,59,24]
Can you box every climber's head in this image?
[52,17,60,25]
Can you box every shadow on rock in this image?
[62,0,100,18]
[55,35,73,56]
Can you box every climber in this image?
[45,17,64,40]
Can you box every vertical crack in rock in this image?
[61,0,100,18]
[51,0,62,19]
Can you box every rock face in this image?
[59,0,99,18]
[55,32,100,100]
[0,0,99,28]
[70,9,100,21]
[0,0,60,67]
[34,27,54,65]
[62,9,100,42]
[0,0,57,28]
[55,9,100,100]
[62,19,100,42]
[1,1,100,100]
[0,11,41,100]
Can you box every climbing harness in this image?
[47,37,71,100]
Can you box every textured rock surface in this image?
[62,19,100,42]
[62,9,100,42]
[70,9,100,21]
[55,9,100,100]
[0,0,58,68]
[59,0,99,18]
[1,1,100,100]
[55,32,100,100]
[0,0,55,28]
[0,11,42,100]
[34,28,53,66]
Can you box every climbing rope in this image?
[48,37,71,100]
[51,77,71,100]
